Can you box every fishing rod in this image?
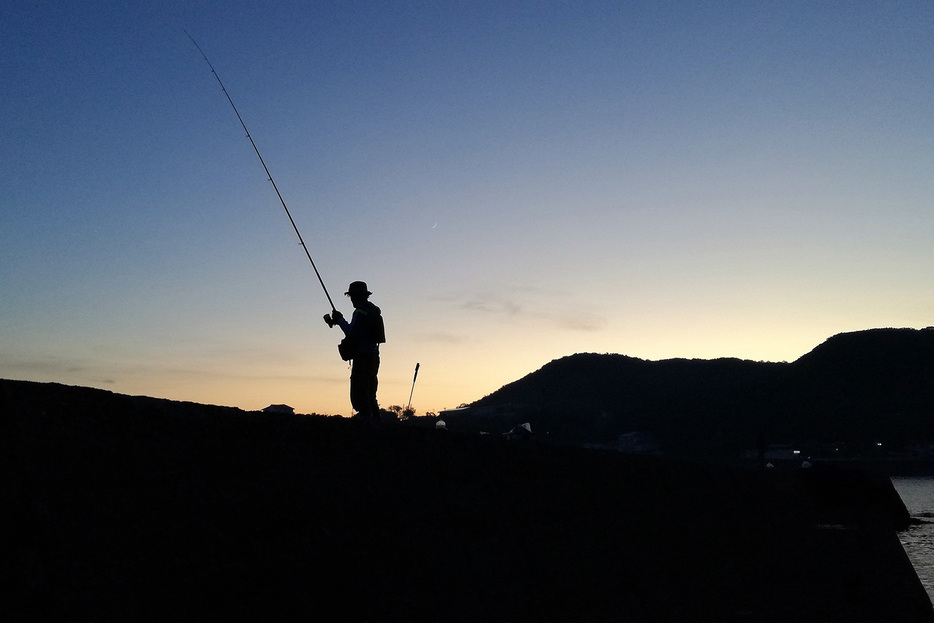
[186,31,337,313]
[406,362,420,413]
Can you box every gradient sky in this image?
[2,1,932,416]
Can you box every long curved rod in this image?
[186,31,337,312]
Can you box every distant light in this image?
[793,450,801,455]
[876,442,883,447]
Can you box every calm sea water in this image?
[891,477,934,604]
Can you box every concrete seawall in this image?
[5,379,933,621]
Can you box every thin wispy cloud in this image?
[0,356,93,377]
[554,313,606,332]
[414,332,465,344]
[457,286,605,332]
[461,296,522,316]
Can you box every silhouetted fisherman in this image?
[325,281,386,422]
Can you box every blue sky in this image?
[2,1,932,415]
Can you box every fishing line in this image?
[186,31,337,313]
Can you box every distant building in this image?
[617,431,660,455]
[262,404,294,415]
[744,443,801,461]
[503,422,532,441]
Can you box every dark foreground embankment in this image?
[4,379,933,622]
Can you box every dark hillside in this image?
[467,328,934,457]
[796,328,934,375]
[4,379,933,621]
[786,329,934,445]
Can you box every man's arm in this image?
[337,313,352,336]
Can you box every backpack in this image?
[337,303,385,361]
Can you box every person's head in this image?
[345,281,371,305]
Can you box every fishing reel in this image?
[323,310,343,328]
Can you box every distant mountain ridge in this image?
[461,328,934,456]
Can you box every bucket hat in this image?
[345,281,372,296]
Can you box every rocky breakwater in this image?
[5,379,933,622]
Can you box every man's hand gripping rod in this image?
[323,311,343,328]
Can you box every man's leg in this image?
[369,354,380,421]
[350,354,379,421]
[349,361,369,419]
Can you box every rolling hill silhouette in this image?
[459,328,934,457]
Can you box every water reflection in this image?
[891,477,934,603]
